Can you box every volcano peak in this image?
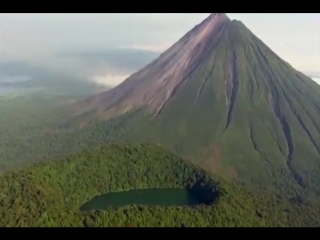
[207,13,229,21]
[75,13,232,116]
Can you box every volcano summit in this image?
[74,13,320,196]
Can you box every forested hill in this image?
[0,144,319,227]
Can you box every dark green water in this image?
[80,188,201,211]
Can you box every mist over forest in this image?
[0,48,160,96]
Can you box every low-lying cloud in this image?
[0,47,159,89]
[91,75,129,87]
[119,44,170,53]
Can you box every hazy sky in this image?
[0,13,319,84]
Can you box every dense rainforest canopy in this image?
[0,144,320,227]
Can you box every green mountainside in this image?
[73,14,320,196]
[1,144,320,227]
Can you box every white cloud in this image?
[91,75,129,87]
[312,78,320,85]
[119,44,170,53]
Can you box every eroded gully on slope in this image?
[224,50,239,132]
[255,45,305,188]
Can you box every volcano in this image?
[74,13,320,196]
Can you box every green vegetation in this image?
[1,144,320,227]
[0,88,113,171]
[80,188,202,211]
[0,92,139,175]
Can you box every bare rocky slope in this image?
[74,13,231,116]
[73,13,320,196]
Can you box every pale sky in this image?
[0,13,319,85]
